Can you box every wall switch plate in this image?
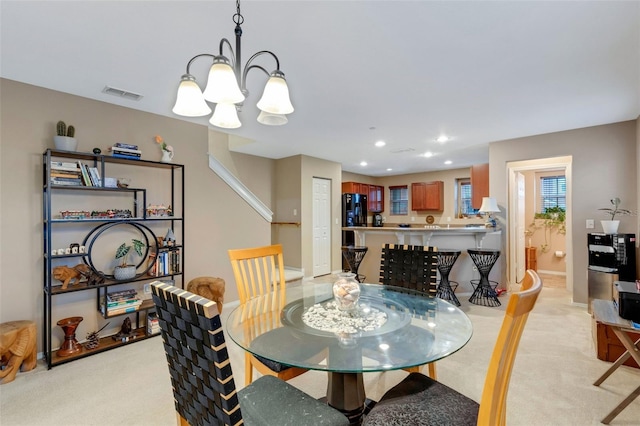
[411,216,415,222]
[144,283,151,294]
[586,219,595,229]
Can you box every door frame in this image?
[507,156,572,292]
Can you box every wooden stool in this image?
[187,276,225,314]
[0,320,37,384]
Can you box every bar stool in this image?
[435,249,461,306]
[341,246,368,283]
[467,249,501,307]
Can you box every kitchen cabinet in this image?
[342,181,384,212]
[411,181,444,211]
[471,163,489,209]
[368,185,384,213]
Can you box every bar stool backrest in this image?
[379,244,438,296]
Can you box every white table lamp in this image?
[479,197,499,227]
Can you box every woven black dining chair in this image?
[150,281,349,426]
[379,243,438,378]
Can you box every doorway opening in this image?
[507,156,572,292]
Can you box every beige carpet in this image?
[1,286,639,425]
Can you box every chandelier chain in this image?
[233,0,244,26]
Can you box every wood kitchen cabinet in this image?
[471,163,489,209]
[342,181,384,212]
[368,185,384,213]
[411,181,444,211]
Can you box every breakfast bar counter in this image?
[342,226,503,294]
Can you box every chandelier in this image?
[171,0,294,129]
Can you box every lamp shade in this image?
[256,71,294,115]
[202,57,245,104]
[479,197,499,213]
[257,110,288,126]
[209,102,241,129]
[172,75,212,117]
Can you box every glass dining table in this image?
[226,282,473,424]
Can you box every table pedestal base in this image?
[327,372,366,424]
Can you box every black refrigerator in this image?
[342,193,368,247]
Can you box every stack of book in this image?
[147,312,160,335]
[102,289,142,316]
[147,249,181,277]
[110,142,141,160]
[50,161,82,186]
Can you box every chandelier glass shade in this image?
[171,1,293,129]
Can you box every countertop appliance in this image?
[373,213,383,227]
[613,281,640,322]
[587,233,636,311]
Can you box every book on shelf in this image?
[106,297,142,308]
[50,177,82,186]
[88,167,102,186]
[50,171,81,179]
[111,153,140,160]
[110,146,142,155]
[107,289,137,300]
[114,142,139,150]
[50,161,80,172]
[147,248,181,276]
[76,161,93,186]
[102,303,141,316]
[147,312,160,335]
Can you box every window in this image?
[389,185,408,215]
[456,178,477,217]
[539,175,566,212]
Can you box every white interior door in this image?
[312,177,331,276]
[516,172,526,282]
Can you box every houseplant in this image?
[528,206,566,253]
[54,121,78,151]
[113,238,145,280]
[598,197,634,234]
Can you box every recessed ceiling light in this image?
[375,140,386,147]
[436,135,449,143]
[424,151,434,158]
[360,161,368,166]
[444,160,452,165]
[386,168,393,171]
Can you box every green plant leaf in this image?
[115,243,130,259]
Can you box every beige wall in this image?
[273,156,302,268]
[490,120,638,304]
[0,79,272,350]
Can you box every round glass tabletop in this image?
[225,283,473,373]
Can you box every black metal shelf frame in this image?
[42,149,185,369]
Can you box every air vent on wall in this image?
[102,86,143,101]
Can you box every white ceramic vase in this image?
[600,220,620,234]
[161,150,174,163]
[114,265,136,280]
[54,136,78,151]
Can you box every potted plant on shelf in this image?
[598,197,634,234]
[113,239,145,280]
[53,121,78,151]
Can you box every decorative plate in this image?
[426,215,435,224]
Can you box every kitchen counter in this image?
[342,225,500,248]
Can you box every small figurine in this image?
[53,264,91,290]
[113,318,133,342]
[93,148,102,154]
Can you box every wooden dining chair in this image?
[150,281,349,426]
[363,269,543,426]
[379,243,438,378]
[228,243,309,386]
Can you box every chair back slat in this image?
[477,269,543,426]
[151,281,244,426]
[379,244,438,296]
[228,244,287,309]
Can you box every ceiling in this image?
[2,1,639,176]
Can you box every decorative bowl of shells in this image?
[333,272,361,311]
